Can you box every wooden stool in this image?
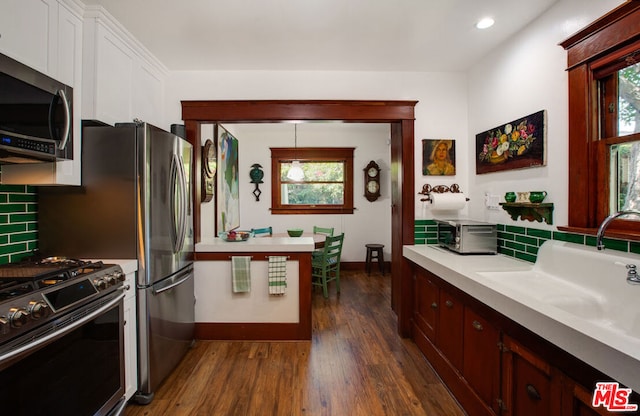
[365,244,385,275]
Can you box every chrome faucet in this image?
[627,264,640,285]
[596,210,640,250]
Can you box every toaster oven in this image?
[435,219,497,254]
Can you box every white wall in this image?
[165,0,625,249]
[467,0,625,229]
[198,122,391,262]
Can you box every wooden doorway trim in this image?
[181,100,417,337]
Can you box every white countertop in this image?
[403,244,640,392]
[90,259,138,275]
[196,236,315,253]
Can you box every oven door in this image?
[0,292,126,416]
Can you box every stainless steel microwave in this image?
[0,52,73,164]
[435,219,497,254]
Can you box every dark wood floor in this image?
[123,270,465,416]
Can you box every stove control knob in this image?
[114,271,125,282]
[0,316,9,334]
[28,301,49,319]
[9,307,29,328]
[105,274,118,286]
[94,277,107,290]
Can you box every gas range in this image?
[0,257,124,346]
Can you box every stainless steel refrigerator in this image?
[39,121,195,404]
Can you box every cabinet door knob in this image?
[526,384,541,401]
[431,302,438,309]
[445,300,454,308]
[472,320,484,331]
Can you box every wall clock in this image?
[364,160,381,202]
[201,139,216,202]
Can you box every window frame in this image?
[560,2,640,237]
[270,147,355,215]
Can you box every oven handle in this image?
[0,290,125,366]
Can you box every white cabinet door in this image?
[0,0,55,75]
[93,23,135,125]
[83,10,167,127]
[124,271,138,401]
[132,63,165,127]
[56,1,82,88]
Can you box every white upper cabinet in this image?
[82,7,167,128]
[0,0,84,185]
[0,0,55,75]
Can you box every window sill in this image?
[557,226,640,242]
[271,207,355,215]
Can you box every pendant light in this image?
[287,123,304,181]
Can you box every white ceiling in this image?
[81,0,560,72]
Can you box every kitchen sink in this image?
[475,240,640,338]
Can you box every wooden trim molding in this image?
[560,1,640,69]
[181,99,417,338]
[195,322,308,341]
[181,100,417,122]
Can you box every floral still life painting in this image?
[423,139,456,176]
[476,110,546,174]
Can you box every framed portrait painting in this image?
[423,139,456,176]
[476,110,546,174]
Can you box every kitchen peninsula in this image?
[193,236,315,340]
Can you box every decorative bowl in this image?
[287,229,304,237]
[219,230,251,242]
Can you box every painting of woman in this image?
[423,139,455,176]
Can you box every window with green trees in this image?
[270,147,354,214]
[605,62,640,213]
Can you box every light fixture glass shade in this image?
[287,161,304,181]
[476,17,494,29]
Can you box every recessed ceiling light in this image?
[476,17,495,29]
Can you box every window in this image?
[561,2,640,235]
[600,60,640,213]
[270,147,355,214]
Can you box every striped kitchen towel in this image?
[231,256,251,293]
[268,256,287,295]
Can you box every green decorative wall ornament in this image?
[249,163,264,201]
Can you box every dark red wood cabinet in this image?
[436,286,464,371]
[463,308,501,414]
[410,263,630,416]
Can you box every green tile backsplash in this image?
[0,185,38,264]
[414,219,637,263]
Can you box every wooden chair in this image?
[313,226,334,236]
[312,233,344,298]
[251,226,272,237]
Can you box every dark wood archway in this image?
[181,100,417,336]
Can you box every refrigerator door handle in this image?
[176,154,188,252]
[153,267,192,295]
[170,153,185,253]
